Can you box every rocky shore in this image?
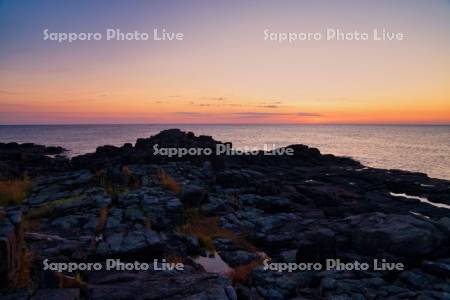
[1,129,449,299]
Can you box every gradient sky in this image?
[1,0,450,124]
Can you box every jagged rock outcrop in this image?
[1,129,450,299]
[0,142,68,180]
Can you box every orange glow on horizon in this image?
[1,1,450,125]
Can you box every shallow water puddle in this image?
[390,192,450,209]
[420,184,435,188]
[409,211,430,219]
[193,252,233,274]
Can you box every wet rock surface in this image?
[1,129,449,299]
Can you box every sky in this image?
[0,0,450,124]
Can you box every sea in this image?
[0,125,449,180]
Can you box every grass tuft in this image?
[96,166,141,197]
[55,272,87,289]
[122,165,140,189]
[14,250,32,288]
[95,207,109,235]
[156,169,181,194]
[166,255,184,264]
[121,165,132,177]
[226,259,262,285]
[180,209,256,253]
[0,176,31,206]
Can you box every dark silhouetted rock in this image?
[2,129,450,299]
[349,212,448,259]
[0,209,23,289]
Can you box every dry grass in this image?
[96,169,106,178]
[226,259,262,285]
[96,169,127,197]
[180,210,256,253]
[55,272,87,289]
[14,250,32,288]
[90,207,109,250]
[122,165,140,189]
[22,218,41,233]
[228,194,242,209]
[106,185,127,198]
[122,165,132,177]
[166,255,184,264]
[156,169,181,194]
[0,176,31,206]
[95,207,109,235]
[96,167,140,196]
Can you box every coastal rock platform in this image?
[1,129,449,299]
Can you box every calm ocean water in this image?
[0,125,449,180]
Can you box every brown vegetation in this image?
[180,209,256,253]
[156,169,181,194]
[122,165,140,189]
[166,255,184,264]
[96,166,139,197]
[55,272,87,289]
[0,176,31,206]
[14,250,32,288]
[95,207,109,235]
[226,259,263,284]
[121,165,132,177]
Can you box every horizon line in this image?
[1,123,450,126]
